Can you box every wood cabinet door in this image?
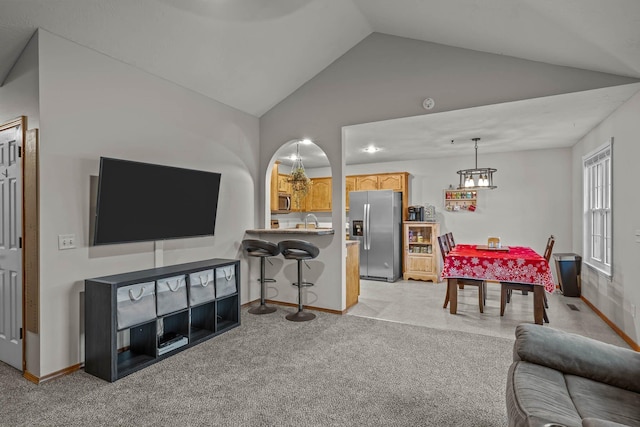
[356,175,378,190]
[270,164,279,212]
[345,176,356,210]
[277,174,291,193]
[308,177,332,211]
[406,256,432,273]
[378,174,404,191]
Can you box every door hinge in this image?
[18,146,22,157]
[19,237,22,248]
[20,328,23,340]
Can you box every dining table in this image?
[441,244,555,325]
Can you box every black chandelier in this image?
[456,138,497,190]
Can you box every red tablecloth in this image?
[442,244,555,293]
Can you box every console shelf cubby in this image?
[85,258,240,382]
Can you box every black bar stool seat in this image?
[278,240,320,322]
[242,239,280,314]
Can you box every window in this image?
[583,139,612,276]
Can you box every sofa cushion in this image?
[566,374,640,427]
[583,418,637,427]
[507,361,582,427]
[514,324,640,394]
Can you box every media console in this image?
[85,258,240,382]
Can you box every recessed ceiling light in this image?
[300,138,313,145]
[289,154,299,161]
[363,146,380,153]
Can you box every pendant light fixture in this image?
[456,138,497,190]
[288,142,312,209]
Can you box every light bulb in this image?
[465,175,474,187]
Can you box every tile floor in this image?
[346,278,630,348]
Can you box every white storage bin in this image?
[215,265,237,298]
[156,275,188,316]
[116,282,156,330]
[188,269,216,306]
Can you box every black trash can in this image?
[553,253,582,297]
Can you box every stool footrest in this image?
[257,278,277,283]
[292,282,314,288]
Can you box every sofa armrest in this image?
[514,324,640,393]
[582,418,633,427]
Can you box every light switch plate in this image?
[58,234,76,250]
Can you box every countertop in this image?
[346,240,359,246]
[246,228,335,235]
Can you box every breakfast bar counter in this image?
[243,228,357,312]
[245,228,335,235]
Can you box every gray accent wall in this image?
[260,33,639,316]
[1,29,260,377]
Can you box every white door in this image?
[0,120,23,370]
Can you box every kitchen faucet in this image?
[304,213,319,229]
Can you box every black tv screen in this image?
[94,157,221,245]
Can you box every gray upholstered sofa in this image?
[506,324,640,427]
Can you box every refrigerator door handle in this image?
[365,203,371,251]
[362,204,367,250]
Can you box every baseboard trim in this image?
[581,296,639,351]
[243,298,343,315]
[23,363,83,384]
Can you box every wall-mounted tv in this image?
[93,157,221,245]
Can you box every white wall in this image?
[572,89,640,344]
[345,148,572,253]
[260,32,634,313]
[17,29,259,377]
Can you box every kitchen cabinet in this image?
[403,222,440,282]
[378,173,406,191]
[305,177,332,212]
[353,172,409,220]
[270,161,293,213]
[270,161,280,213]
[345,241,360,309]
[355,175,379,191]
[277,173,291,194]
[345,176,356,211]
[270,168,409,217]
[355,173,406,192]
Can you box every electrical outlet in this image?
[58,234,76,250]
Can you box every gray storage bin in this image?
[156,275,188,316]
[116,282,156,330]
[215,265,237,298]
[188,269,216,306]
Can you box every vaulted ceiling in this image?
[2,0,640,118]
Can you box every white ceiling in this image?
[2,0,640,118]
[2,0,640,167]
[275,84,640,168]
[343,83,640,165]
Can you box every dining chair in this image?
[439,235,486,312]
[500,235,554,323]
[445,232,455,249]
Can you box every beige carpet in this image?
[1,307,512,426]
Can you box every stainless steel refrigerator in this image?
[349,190,402,282]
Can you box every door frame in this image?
[0,116,29,372]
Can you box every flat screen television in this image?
[93,157,221,245]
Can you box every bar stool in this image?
[278,239,320,322]
[242,239,280,315]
